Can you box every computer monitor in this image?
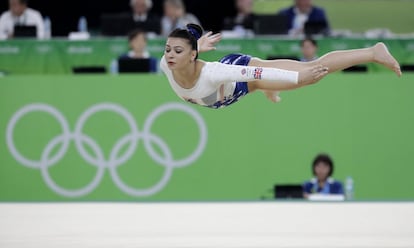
[274,184,304,199]
[304,21,329,36]
[118,58,151,73]
[100,14,134,36]
[13,25,37,38]
[254,14,288,35]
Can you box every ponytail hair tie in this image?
[187,26,201,40]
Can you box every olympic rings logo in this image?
[6,102,208,198]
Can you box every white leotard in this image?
[160,56,298,108]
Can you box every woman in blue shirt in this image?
[115,28,158,73]
[303,153,343,198]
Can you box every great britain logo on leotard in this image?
[254,68,263,79]
[242,67,262,80]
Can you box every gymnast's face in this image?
[164,37,197,70]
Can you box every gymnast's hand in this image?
[298,64,329,85]
[198,31,222,53]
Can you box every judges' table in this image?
[0,37,413,74]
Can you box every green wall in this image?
[0,73,413,201]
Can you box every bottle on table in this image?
[44,16,51,39]
[78,16,88,33]
[345,176,354,200]
[110,60,119,75]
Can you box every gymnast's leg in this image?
[247,42,401,102]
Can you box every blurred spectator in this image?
[111,29,157,73]
[303,153,344,198]
[161,0,201,36]
[130,0,161,35]
[278,0,329,36]
[300,37,318,62]
[222,0,256,31]
[0,0,45,40]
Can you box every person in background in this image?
[303,153,344,198]
[278,0,329,36]
[222,0,256,32]
[130,0,161,35]
[300,37,318,62]
[0,0,45,40]
[161,0,201,37]
[112,29,158,73]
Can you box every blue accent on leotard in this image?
[205,54,251,109]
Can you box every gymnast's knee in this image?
[246,82,255,92]
[248,57,264,67]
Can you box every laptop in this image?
[14,25,37,38]
[266,55,299,61]
[254,14,288,35]
[401,64,414,72]
[343,65,368,73]
[118,58,151,73]
[274,184,304,199]
[72,66,107,74]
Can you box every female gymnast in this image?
[160,24,401,109]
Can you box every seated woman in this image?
[303,153,344,198]
[113,29,158,73]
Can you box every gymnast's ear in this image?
[191,50,197,61]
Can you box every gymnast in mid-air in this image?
[160,24,401,109]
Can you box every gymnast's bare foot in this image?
[263,90,281,103]
[373,42,402,77]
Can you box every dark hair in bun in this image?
[186,23,202,40]
[168,23,204,59]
